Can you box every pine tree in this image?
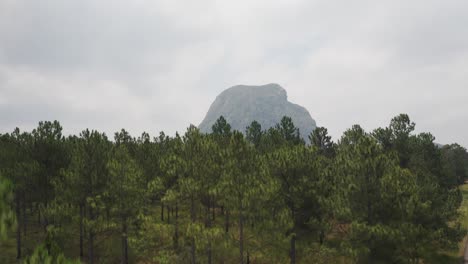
[31,121,69,222]
[268,144,332,263]
[159,134,184,251]
[334,124,464,262]
[210,117,232,234]
[218,131,276,264]
[0,173,15,240]
[0,128,38,259]
[211,116,232,136]
[246,120,263,148]
[181,125,211,264]
[107,144,145,264]
[309,127,335,157]
[441,144,468,185]
[63,129,111,264]
[277,116,304,145]
[0,114,466,263]
[372,114,465,260]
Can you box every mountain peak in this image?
[199,84,316,141]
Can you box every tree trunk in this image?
[239,210,244,264]
[205,204,209,228]
[16,192,21,260]
[206,204,212,264]
[43,206,49,233]
[88,207,95,264]
[211,198,215,221]
[190,196,196,264]
[191,237,196,264]
[367,199,371,224]
[121,221,128,264]
[190,198,195,222]
[289,206,296,264]
[43,200,49,233]
[89,231,94,264]
[106,208,111,224]
[22,192,27,236]
[174,203,179,250]
[208,243,212,264]
[167,205,170,223]
[225,209,229,233]
[79,204,84,259]
[161,201,164,222]
[37,203,41,224]
[290,234,296,264]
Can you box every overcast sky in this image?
[1,0,467,146]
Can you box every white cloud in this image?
[0,0,467,146]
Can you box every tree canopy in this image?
[0,114,467,263]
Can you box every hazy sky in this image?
[1,0,467,146]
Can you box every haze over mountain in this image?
[199,84,317,141]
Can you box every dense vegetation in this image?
[1,114,467,263]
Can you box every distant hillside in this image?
[199,83,317,140]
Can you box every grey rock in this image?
[199,83,317,141]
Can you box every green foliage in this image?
[259,116,304,152]
[22,244,80,264]
[245,120,263,147]
[107,144,145,219]
[441,144,468,185]
[1,114,467,263]
[267,144,334,262]
[211,116,232,136]
[277,116,303,145]
[0,174,15,240]
[217,131,278,263]
[31,121,69,209]
[218,132,275,214]
[309,126,335,157]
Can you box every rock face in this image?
[199,83,317,141]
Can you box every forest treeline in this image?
[1,114,468,264]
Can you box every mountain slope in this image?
[199,83,317,140]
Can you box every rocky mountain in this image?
[199,83,317,141]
